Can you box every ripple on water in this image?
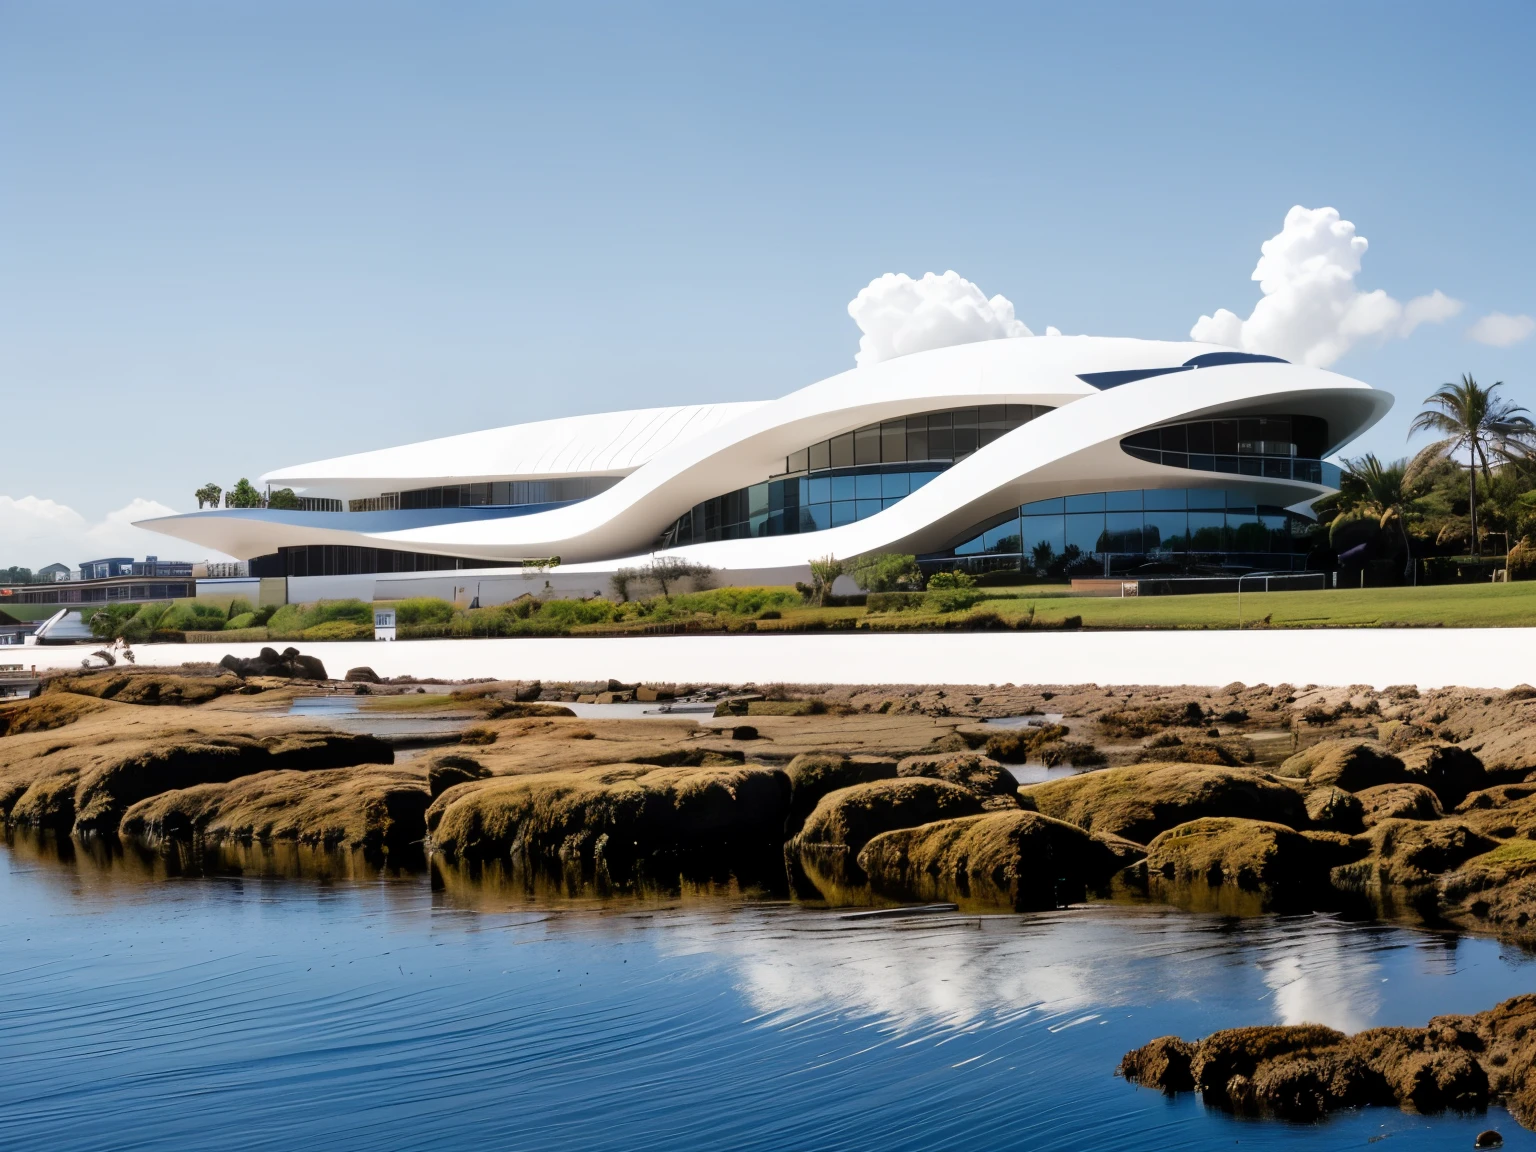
[2,839,1535,1151]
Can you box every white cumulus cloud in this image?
[848,271,1033,367]
[1191,205,1463,367]
[1467,311,1536,348]
[0,494,226,571]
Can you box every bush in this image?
[300,620,374,641]
[224,612,258,630]
[924,587,986,613]
[268,599,374,639]
[926,569,976,590]
[850,553,922,593]
[225,597,254,620]
[866,591,927,613]
[156,602,233,633]
[1509,537,1536,581]
[392,597,456,626]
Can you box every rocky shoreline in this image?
[11,664,1536,1130]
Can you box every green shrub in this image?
[190,626,268,643]
[866,591,926,613]
[156,602,232,632]
[301,620,373,641]
[849,553,922,592]
[224,612,258,630]
[391,597,456,626]
[924,588,986,613]
[225,597,255,620]
[1509,537,1536,582]
[648,587,799,618]
[535,598,619,627]
[926,569,977,590]
[268,599,373,638]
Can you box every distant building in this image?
[75,556,193,580]
[37,563,71,582]
[132,556,193,578]
[78,557,134,580]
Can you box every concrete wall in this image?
[195,577,263,608]
[22,630,1536,690]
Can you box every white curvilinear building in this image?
[143,335,1392,603]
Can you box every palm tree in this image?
[1337,453,1414,576]
[807,555,843,607]
[1407,375,1535,556]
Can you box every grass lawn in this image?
[975,581,1536,629]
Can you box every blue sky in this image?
[2,1,1533,564]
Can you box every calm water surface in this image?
[3,839,1535,1151]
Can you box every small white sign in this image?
[374,607,397,642]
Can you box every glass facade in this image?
[256,547,523,578]
[398,477,617,510]
[1120,416,1341,487]
[665,404,1054,546]
[776,404,1052,477]
[663,465,945,546]
[937,486,1316,577]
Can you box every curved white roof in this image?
[261,401,767,493]
[147,334,1394,570]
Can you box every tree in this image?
[267,488,302,510]
[226,478,264,508]
[1408,376,1536,556]
[1334,453,1415,576]
[194,483,222,510]
[1029,541,1055,576]
[849,552,922,593]
[610,567,639,602]
[807,555,843,607]
[644,556,712,597]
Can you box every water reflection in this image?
[4,826,423,892]
[4,834,1535,1151]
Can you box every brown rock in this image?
[1355,782,1444,827]
[1022,763,1307,843]
[856,809,1109,911]
[1282,740,1405,793]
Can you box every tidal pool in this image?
[3,837,1535,1151]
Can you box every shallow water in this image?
[3,840,1535,1150]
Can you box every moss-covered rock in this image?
[1355,782,1444,826]
[426,754,490,799]
[1305,786,1365,833]
[1334,818,1496,888]
[1440,840,1536,937]
[1144,817,1321,891]
[426,763,791,870]
[44,670,242,706]
[1399,742,1486,806]
[0,692,108,737]
[119,765,429,851]
[790,778,984,858]
[4,729,394,835]
[896,751,1018,803]
[782,752,897,836]
[1456,787,1536,841]
[1118,997,1536,1125]
[855,810,1107,911]
[1282,740,1405,793]
[1021,763,1307,843]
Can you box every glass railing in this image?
[1122,444,1340,488]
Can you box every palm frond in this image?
[1404,437,1457,487]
